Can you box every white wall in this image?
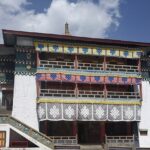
[139,81,150,147]
[12,75,39,130]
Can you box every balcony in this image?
[38,60,139,74]
[107,91,140,99]
[78,62,104,71]
[39,89,140,100]
[39,60,74,70]
[106,64,139,73]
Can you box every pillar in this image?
[72,121,77,136]
[100,122,105,144]
[127,122,132,135]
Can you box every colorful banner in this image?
[61,74,76,82]
[64,46,78,54]
[36,74,46,80]
[76,75,90,83]
[132,78,142,84]
[92,48,105,56]
[35,42,48,52]
[36,73,142,85]
[34,42,143,58]
[48,43,63,53]
[106,49,119,57]
[120,50,132,58]
[105,76,118,84]
[90,76,105,83]
[118,77,132,84]
[78,47,92,55]
[133,51,143,58]
[46,73,61,81]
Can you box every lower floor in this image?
[40,121,138,145]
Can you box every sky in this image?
[0,0,150,43]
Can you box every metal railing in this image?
[107,91,141,99]
[0,115,54,149]
[105,135,134,147]
[49,136,77,145]
[106,64,139,73]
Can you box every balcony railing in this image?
[40,89,76,97]
[39,89,140,100]
[39,60,139,73]
[78,90,104,98]
[107,91,140,99]
[49,136,77,145]
[39,60,74,69]
[78,62,104,71]
[105,135,134,148]
[106,64,139,73]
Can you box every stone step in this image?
[54,144,80,150]
[80,145,104,150]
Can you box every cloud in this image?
[0,0,121,43]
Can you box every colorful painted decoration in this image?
[36,73,141,85]
[34,42,143,59]
[46,73,61,81]
[61,74,76,82]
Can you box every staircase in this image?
[0,115,54,150]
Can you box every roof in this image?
[2,29,150,47]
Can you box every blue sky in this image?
[0,0,150,43]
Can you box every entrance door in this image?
[78,122,100,144]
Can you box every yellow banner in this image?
[132,51,143,58]
[48,43,63,53]
[64,46,78,54]
[34,42,48,52]
[106,49,119,57]
[79,47,92,55]
[93,47,105,56]
[120,50,133,58]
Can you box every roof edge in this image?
[2,29,150,47]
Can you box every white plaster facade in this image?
[139,81,150,147]
[12,75,39,130]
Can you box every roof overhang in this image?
[2,29,150,47]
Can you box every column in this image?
[74,55,78,69]
[126,122,132,135]
[100,122,105,143]
[72,121,77,136]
